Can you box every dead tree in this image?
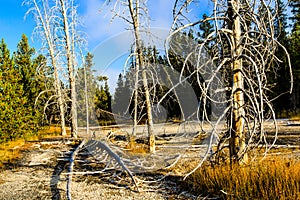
[168,0,293,166]
[24,0,67,136]
[105,0,156,153]
[57,0,80,138]
[227,0,248,164]
[25,0,85,138]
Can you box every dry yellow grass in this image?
[125,140,149,154]
[289,111,300,121]
[0,125,68,168]
[0,139,25,167]
[184,157,300,199]
[290,116,300,121]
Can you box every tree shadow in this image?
[50,159,69,200]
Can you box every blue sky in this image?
[0,0,293,96]
[0,0,210,93]
[0,0,211,51]
[0,0,36,51]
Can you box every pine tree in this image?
[271,0,291,117]
[113,74,125,115]
[113,72,133,124]
[95,76,109,110]
[94,76,113,125]
[13,34,46,123]
[32,54,55,123]
[14,34,35,99]
[199,14,214,40]
[0,39,35,142]
[290,0,300,31]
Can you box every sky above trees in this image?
[0,0,211,52]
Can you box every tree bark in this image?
[84,58,90,136]
[228,0,248,164]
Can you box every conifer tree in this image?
[13,34,48,125]
[76,53,99,127]
[0,39,34,141]
[94,76,112,124]
[14,34,35,101]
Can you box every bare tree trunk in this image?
[53,55,67,137]
[30,0,67,136]
[132,55,139,138]
[141,66,155,153]
[169,0,293,167]
[53,54,67,136]
[59,0,78,138]
[128,0,155,153]
[84,58,90,136]
[228,0,248,164]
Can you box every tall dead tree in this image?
[227,0,247,163]
[105,0,155,153]
[25,0,85,138]
[24,0,67,136]
[128,0,155,153]
[168,0,293,165]
[58,0,78,138]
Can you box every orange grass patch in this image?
[125,139,149,154]
[0,125,69,168]
[184,157,300,199]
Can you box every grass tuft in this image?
[290,111,300,121]
[0,139,25,168]
[184,157,300,199]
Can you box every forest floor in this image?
[0,120,299,200]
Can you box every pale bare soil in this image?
[0,139,192,200]
[0,120,299,200]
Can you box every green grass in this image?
[184,157,300,199]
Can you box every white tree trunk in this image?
[31,0,67,136]
[84,58,90,136]
[59,0,78,138]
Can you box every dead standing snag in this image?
[168,0,293,166]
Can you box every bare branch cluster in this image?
[167,0,293,168]
[23,0,87,137]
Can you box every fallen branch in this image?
[85,140,139,191]
[66,139,87,200]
